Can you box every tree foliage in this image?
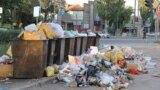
[96,0,133,34]
[0,0,66,27]
[139,0,153,25]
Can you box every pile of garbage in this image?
[45,45,155,89]
[18,23,90,40]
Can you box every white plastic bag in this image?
[48,23,64,38]
[64,31,75,37]
[24,24,38,31]
[88,32,96,36]
[100,72,114,85]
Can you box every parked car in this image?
[146,32,160,37]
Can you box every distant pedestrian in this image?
[143,28,147,39]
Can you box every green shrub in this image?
[0,30,21,54]
[0,30,21,42]
[0,42,10,54]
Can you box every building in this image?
[59,0,100,32]
[62,4,84,31]
[123,15,143,37]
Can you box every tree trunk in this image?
[115,24,123,36]
[44,11,48,22]
[104,20,108,33]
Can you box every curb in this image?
[10,77,55,90]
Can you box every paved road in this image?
[27,37,160,90]
[100,37,155,47]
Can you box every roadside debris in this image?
[45,45,154,89]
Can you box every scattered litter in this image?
[50,45,154,89]
[45,66,55,77]
[146,62,156,69]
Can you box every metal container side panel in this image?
[43,40,48,68]
[47,40,52,66]
[81,37,87,54]
[12,40,45,78]
[69,38,75,55]
[95,36,101,46]
[75,37,81,56]
[64,38,75,61]
[49,40,56,65]
[54,38,65,65]
[86,36,96,50]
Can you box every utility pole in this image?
[155,4,160,43]
[133,0,136,36]
[137,0,142,37]
[89,1,94,31]
[116,0,120,33]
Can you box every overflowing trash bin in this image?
[12,40,48,78]
[1,22,103,79]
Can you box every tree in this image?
[0,0,22,25]
[140,0,153,25]
[96,0,133,35]
[0,0,66,27]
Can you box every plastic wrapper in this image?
[37,23,56,39]
[68,55,82,65]
[0,55,10,63]
[22,30,47,40]
[99,72,114,85]
[64,31,75,37]
[89,46,99,55]
[87,32,96,36]
[48,23,64,38]
[45,66,55,77]
[77,33,87,37]
[121,46,136,60]
[6,46,12,57]
[70,30,78,36]
[24,24,38,31]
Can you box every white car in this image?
[147,32,160,37]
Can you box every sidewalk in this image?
[0,77,55,90]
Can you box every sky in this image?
[125,0,135,7]
[66,0,135,7]
[65,0,139,15]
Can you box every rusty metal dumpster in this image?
[12,40,48,78]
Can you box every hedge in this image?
[0,30,21,54]
[0,30,21,42]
